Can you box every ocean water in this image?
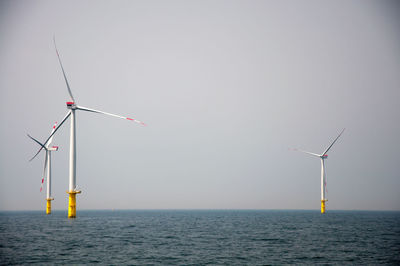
[0,210,399,265]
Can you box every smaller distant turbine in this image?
[28,122,59,214]
[295,128,345,214]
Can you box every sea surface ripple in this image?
[1,210,399,265]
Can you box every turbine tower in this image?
[296,129,345,214]
[30,38,146,218]
[28,122,59,214]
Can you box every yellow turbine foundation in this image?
[67,190,81,218]
[321,200,327,214]
[46,198,54,215]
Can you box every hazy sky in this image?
[1,0,399,211]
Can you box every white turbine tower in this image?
[295,128,345,214]
[28,122,59,214]
[30,38,146,218]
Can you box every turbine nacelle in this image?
[321,154,328,159]
[48,146,59,151]
[66,102,77,109]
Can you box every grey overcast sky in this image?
[1,0,399,211]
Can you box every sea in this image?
[0,210,399,265]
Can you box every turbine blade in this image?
[322,128,345,155]
[47,121,58,148]
[29,111,71,161]
[53,36,75,102]
[43,150,48,187]
[42,111,71,145]
[293,148,321,157]
[27,134,47,151]
[76,105,146,126]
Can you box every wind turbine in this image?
[30,38,146,218]
[28,122,59,214]
[295,128,345,214]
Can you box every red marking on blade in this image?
[42,178,44,183]
[40,187,42,192]
[126,118,134,121]
[66,102,75,105]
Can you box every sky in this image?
[0,0,399,211]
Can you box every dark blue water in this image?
[1,210,399,265]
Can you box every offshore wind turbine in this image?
[31,39,146,218]
[28,122,59,214]
[295,129,345,214]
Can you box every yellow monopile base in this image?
[67,190,81,218]
[321,200,327,214]
[46,198,53,215]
